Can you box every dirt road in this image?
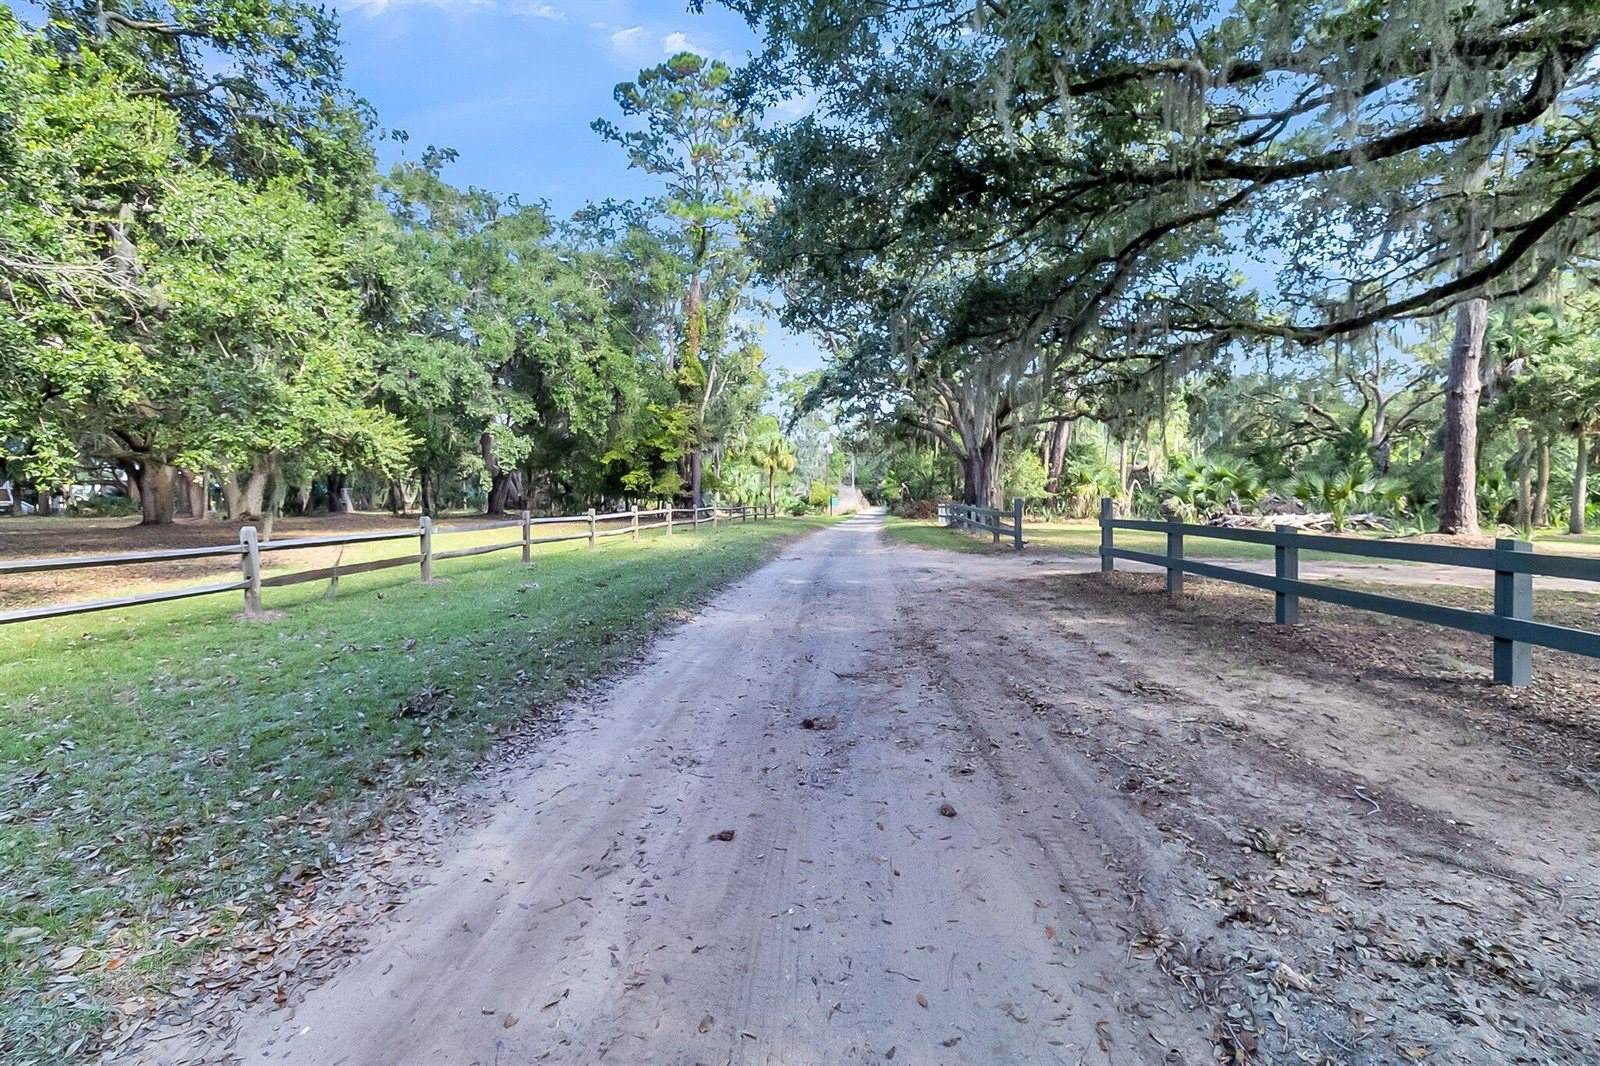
[221,513,1213,1064]
[200,511,1598,1065]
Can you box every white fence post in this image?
[520,508,532,565]
[631,505,640,542]
[587,508,596,548]
[419,515,434,582]
[666,505,674,536]
[240,526,262,615]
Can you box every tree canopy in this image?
[1,14,798,526]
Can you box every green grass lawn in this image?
[0,515,837,1060]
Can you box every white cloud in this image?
[609,25,644,50]
[522,2,565,20]
[662,31,698,55]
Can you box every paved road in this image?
[225,512,1212,1065]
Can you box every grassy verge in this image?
[0,515,838,1059]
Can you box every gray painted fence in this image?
[0,504,773,626]
[937,500,1025,550]
[1097,497,1600,686]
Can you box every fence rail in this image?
[936,500,1025,550]
[0,503,775,627]
[1097,497,1600,686]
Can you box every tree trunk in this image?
[221,474,242,519]
[187,472,207,519]
[690,448,704,508]
[1438,298,1487,535]
[419,469,435,517]
[137,461,178,525]
[241,461,269,518]
[960,437,1003,508]
[1533,439,1551,527]
[1515,427,1533,530]
[261,460,286,541]
[486,473,516,516]
[1573,431,1590,535]
[326,471,349,514]
[1044,419,1071,495]
[120,462,141,508]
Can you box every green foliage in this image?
[1002,448,1047,503]
[0,15,793,520]
[594,51,770,503]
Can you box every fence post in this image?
[520,509,532,565]
[1099,497,1114,573]
[1274,524,1299,624]
[666,505,674,536]
[1166,516,1184,596]
[1012,497,1024,550]
[419,515,434,582]
[631,505,640,542]
[1493,538,1533,686]
[239,525,262,615]
[713,506,720,531]
[586,508,596,549]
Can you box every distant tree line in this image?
[1,5,800,530]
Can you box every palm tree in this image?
[757,438,796,509]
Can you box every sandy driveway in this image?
[223,512,1213,1064]
[178,511,1599,1065]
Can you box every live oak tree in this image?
[0,16,172,507]
[723,0,1600,529]
[2,9,803,531]
[4,3,393,524]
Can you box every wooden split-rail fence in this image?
[1097,497,1600,686]
[936,500,1026,550]
[0,504,775,627]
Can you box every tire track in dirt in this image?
[190,513,1215,1065]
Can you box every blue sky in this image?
[334,0,826,374]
